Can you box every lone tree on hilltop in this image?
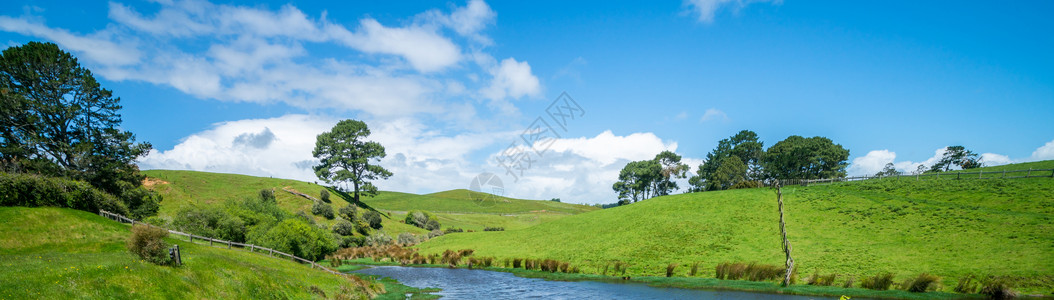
[929,145,981,172]
[312,120,392,203]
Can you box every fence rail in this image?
[779,168,1054,187]
[98,210,347,277]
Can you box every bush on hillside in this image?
[363,210,382,229]
[397,232,418,245]
[320,189,330,203]
[312,201,334,219]
[405,210,440,230]
[172,205,247,243]
[295,210,316,225]
[339,235,366,248]
[127,224,171,265]
[0,172,128,215]
[979,276,1017,299]
[338,204,358,222]
[483,226,504,231]
[333,220,355,236]
[428,229,444,238]
[444,227,464,233]
[365,232,393,246]
[259,189,275,203]
[250,218,338,261]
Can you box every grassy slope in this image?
[142,170,596,232]
[0,207,371,299]
[416,173,1054,294]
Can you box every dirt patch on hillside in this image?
[142,178,169,189]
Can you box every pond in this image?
[352,266,837,299]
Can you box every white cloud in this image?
[2,0,516,117]
[847,150,896,176]
[1031,139,1054,161]
[700,108,729,122]
[683,0,780,23]
[481,57,541,101]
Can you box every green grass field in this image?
[416,164,1054,295]
[141,170,595,233]
[0,206,388,299]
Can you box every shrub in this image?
[320,189,330,203]
[428,229,444,239]
[363,210,382,229]
[666,263,677,277]
[172,205,248,242]
[397,232,418,245]
[312,201,335,219]
[483,226,504,231]
[444,227,463,233]
[339,236,365,248]
[0,173,128,215]
[902,273,940,292]
[259,189,275,203]
[860,272,895,290]
[354,220,370,235]
[954,274,977,294]
[127,224,171,265]
[365,232,393,246]
[295,210,316,225]
[249,218,338,261]
[424,219,440,231]
[730,180,763,189]
[979,276,1017,299]
[338,204,358,222]
[333,220,355,236]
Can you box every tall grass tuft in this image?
[666,263,677,277]
[689,262,700,276]
[512,258,522,269]
[954,274,977,294]
[127,224,171,265]
[860,272,895,290]
[843,275,855,288]
[901,273,940,292]
[979,276,1017,299]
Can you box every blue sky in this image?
[2,0,1052,204]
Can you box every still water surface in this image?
[353,265,835,299]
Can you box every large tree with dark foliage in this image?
[689,130,764,192]
[613,151,688,202]
[763,135,849,180]
[0,42,158,218]
[312,119,392,203]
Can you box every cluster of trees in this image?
[611,151,689,204]
[0,42,160,219]
[612,130,852,204]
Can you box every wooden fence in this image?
[780,168,1054,187]
[98,210,348,277]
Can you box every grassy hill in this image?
[416,162,1054,295]
[141,170,595,232]
[0,206,380,299]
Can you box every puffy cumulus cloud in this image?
[1,0,535,118]
[847,150,897,176]
[1031,139,1054,161]
[138,114,337,181]
[683,0,781,23]
[481,57,541,101]
[486,130,691,204]
[847,145,1042,176]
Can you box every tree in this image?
[914,164,926,175]
[0,42,157,218]
[874,163,899,177]
[612,159,661,202]
[312,120,392,203]
[653,150,689,196]
[763,136,849,180]
[929,146,981,172]
[689,130,763,192]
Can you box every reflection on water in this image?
[353,265,835,299]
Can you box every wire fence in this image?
[98,210,348,277]
[779,168,1054,187]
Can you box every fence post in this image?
[1003,169,1006,178]
[209,238,213,246]
[979,170,983,179]
[250,244,255,252]
[228,241,231,249]
[1027,168,1032,178]
[957,172,961,180]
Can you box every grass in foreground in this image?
[0,206,384,299]
[416,173,1054,295]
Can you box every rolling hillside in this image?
[141,170,595,232]
[416,162,1054,295]
[0,207,379,299]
